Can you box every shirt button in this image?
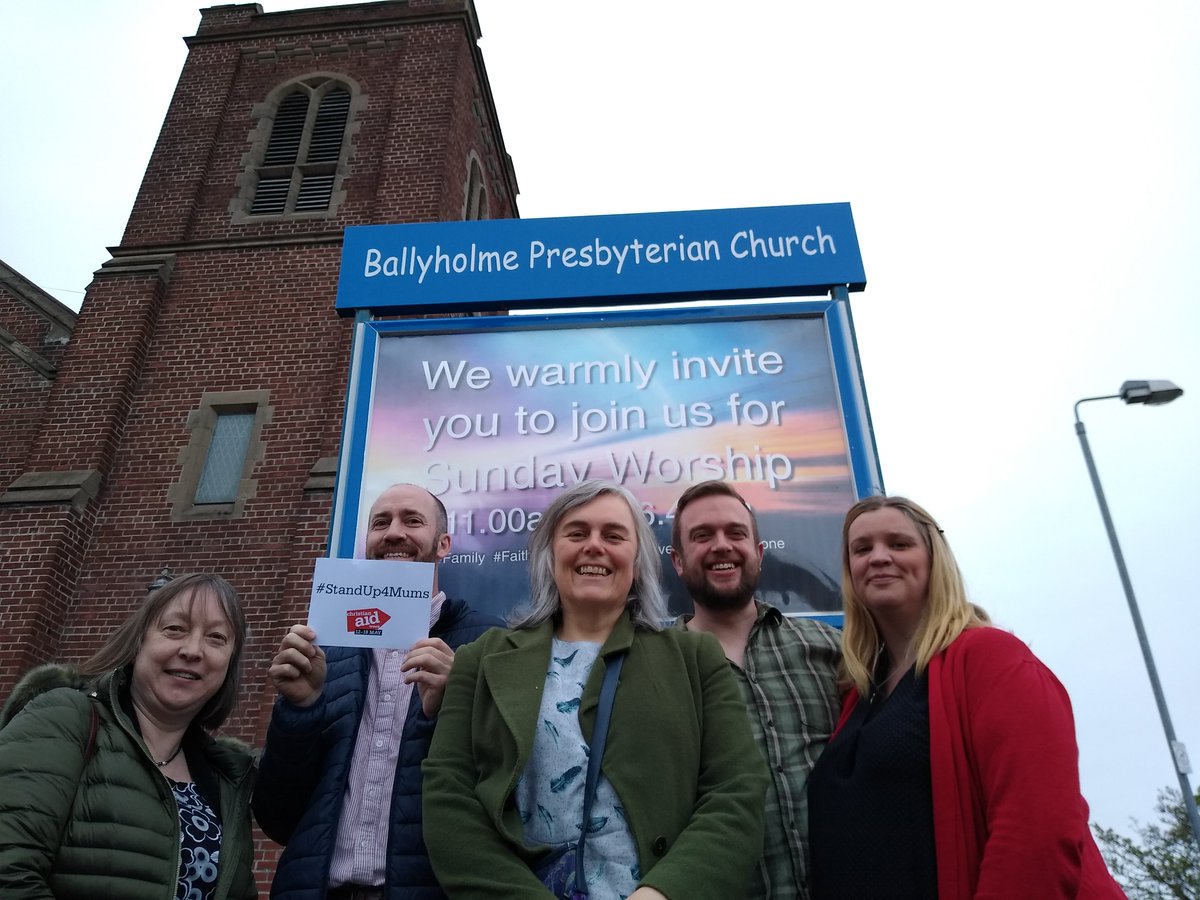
[383,693,392,702]
[390,650,399,658]
[375,739,384,748]
[766,719,774,728]
[776,765,784,774]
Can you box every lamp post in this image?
[1074,379,1200,849]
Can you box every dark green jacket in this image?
[423,612,768,899]
[0,665,257,900]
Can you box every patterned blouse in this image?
[515,639,639,900]
[170,779,222,900]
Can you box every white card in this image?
[307,557,434,650]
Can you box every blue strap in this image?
[573,651,624,897]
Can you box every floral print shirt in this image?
[516,639,639,900]
[170,779,222,900]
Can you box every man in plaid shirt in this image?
[671,481,841,900]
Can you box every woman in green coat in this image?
[0,573,257,900]
[424,481,768,900]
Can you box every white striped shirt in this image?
[329,592,444,888]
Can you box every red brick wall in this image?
[0,350,47,489]
[0,503,94,685]
[0,2,518,892]
[56,248,348,660]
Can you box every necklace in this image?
[868,643,887,705]
[868,643,913,704]
[155,743,183,768]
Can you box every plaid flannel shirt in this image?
[680,600,841,900]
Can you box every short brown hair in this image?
[671,480,760,553]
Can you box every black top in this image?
[807,666,938,899]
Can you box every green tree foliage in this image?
[1094,788,1200,899]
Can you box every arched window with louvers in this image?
[241,77,358,218]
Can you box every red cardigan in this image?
[833,627,1124,899]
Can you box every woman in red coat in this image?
[808,495,1124,899]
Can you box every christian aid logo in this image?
[347,607,391,636]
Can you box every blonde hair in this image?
[840,496,989,695]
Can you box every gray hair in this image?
[509,480,668,631]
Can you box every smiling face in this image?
[552,493,638,616]
[672,494,763,612]
[846,507,931,628]
[364,484,451,574]
[130,587,235,728]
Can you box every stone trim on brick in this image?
[463,151,489,221]
[0,469,102,513]
[0,260,77,341]
[0,323,59,382]
[92,253,176,285]
[303,456,338,493]
[169,390,273,521]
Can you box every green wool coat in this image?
[423,613,768,899]
[0,666,257,900]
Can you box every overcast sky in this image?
[2,1,1198,835]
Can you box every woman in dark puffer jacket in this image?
[0,573,257,900]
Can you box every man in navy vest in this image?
[254,484,499,900]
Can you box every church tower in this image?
[0,0,517,765]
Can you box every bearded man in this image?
[255,483,499,900]
[670,480,840,900]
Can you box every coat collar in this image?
[95,667,254,783]
[488,609,636,655]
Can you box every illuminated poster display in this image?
[330,300,878,623]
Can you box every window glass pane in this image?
[195,412,254,504]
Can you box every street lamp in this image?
[1074,379,1200,850]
